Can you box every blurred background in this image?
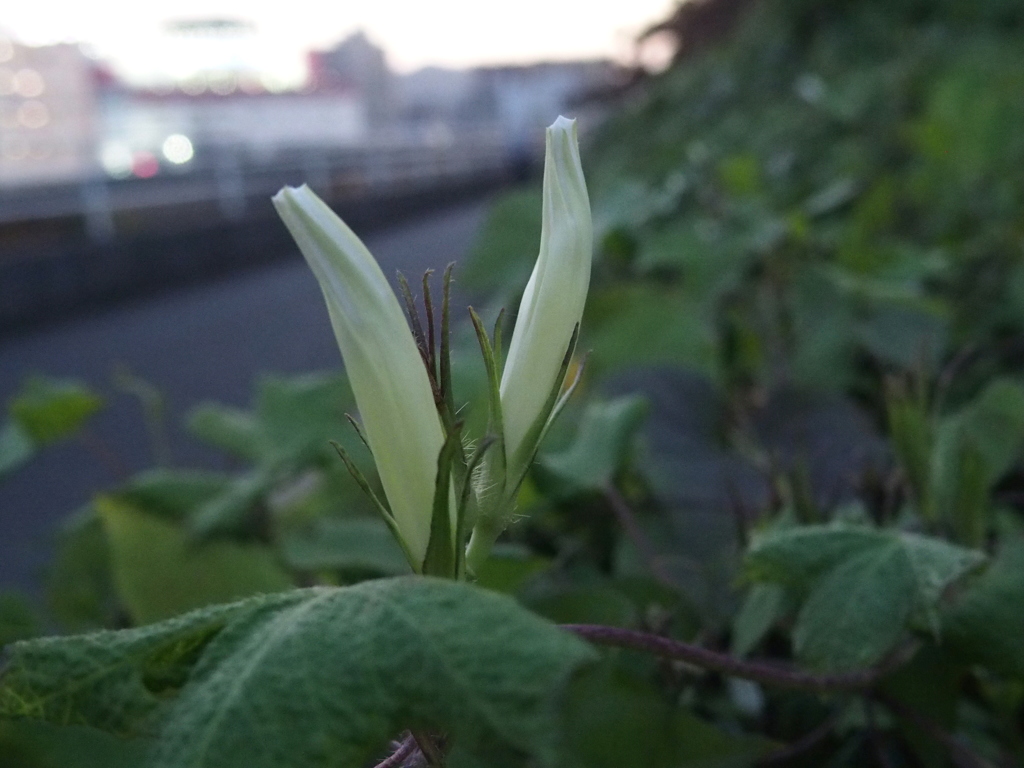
[0,0,672,594]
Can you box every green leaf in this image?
[2,579,596,767]
[8,377,103,445]
[0,591,40,647]
[45,509,119,632]
[857,303,948,370]
[933,379,1024,542]
[746,524,886,588]
[950,379,1024,476]
[98,499,292,625]
[943,530,1024,678]
[255,373,354,464]
[879,646,963,768]
[0,720,148,768]
[113,469,233,523]
[187,465,279,538]
[474,547,551,595]
[731,583,787,658]
[0,420,35,479]
[585,286,719,378]
[886,384,935,521]
[187,403,264,462]
[562,660,772,768]
[278,517,411,575]
[523,583,638,628]
[538,396,648,495]
[793,543,915,672]
[747,524,985,670]
[461,187,543,301]
[0,596,256,735]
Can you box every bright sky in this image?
[1,0,676,84]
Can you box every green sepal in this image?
[397,271,429,366]
[421,270,437,380]
[439,263,457,422]
[422,427,462,578]
[330,440,418,572]
[469,307,508,486]
[492,307,507,381]
[344,413,372,455]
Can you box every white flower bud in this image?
[499,116,592,472]
[273,185,444,566]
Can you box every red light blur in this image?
[132,151,160,179]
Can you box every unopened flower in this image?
[500,116,592,476]
[273,185,444,567]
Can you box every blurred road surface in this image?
[0,200,489,594]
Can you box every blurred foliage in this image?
[0,376,103,480]
[454,0,1024,763]
[4,0,1024,764]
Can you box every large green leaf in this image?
[1,579,595,768]
[98,499,292,625]
[747,524,985,670]
[0,596,251,735]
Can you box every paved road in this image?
[0,200,489,593]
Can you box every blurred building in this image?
[310,31,395,127]
[0,37,99,186]
[393,59,622,148]
[468,60,621,146]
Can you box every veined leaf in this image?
[746,524,984,671]
[0,579,595,768]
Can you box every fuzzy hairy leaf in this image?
[747,524,984,670]
[0,598,250,736]
[1,579,595,768]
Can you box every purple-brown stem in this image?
[373,734,418,768]
[562,624,913,694]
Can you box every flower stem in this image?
[465,516,503,577]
